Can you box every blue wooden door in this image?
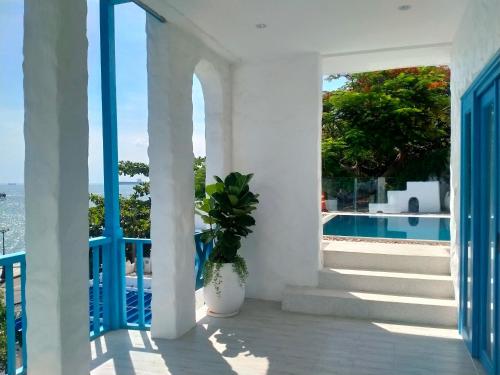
[477,84,498,374]
[460,51,500,375]
[460,94,475,352]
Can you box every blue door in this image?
[478,85,498,374]
[460,94,475,352]
[460,51,500,375]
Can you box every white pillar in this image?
[23,0,90,374]
[147,20,197,339]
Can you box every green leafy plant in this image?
[196,172,259,289]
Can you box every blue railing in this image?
[88,236,112,339]
[0,232,212,373]
[195,232,213,290]
[0,251,27,375]
[122,237,152,330]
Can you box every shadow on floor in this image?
[90,299,483,375]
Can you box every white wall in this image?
[449,0,500,297]
[233,54,322,301]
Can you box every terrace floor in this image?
[90,299,484,375]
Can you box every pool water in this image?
[323,214,450,241]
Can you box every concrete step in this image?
[319,268,454,299]
[322,241,450,275]
[282,286,457,327]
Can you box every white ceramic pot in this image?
[204,263,245,317]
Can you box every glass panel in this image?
[486,102,496,359]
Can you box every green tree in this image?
[322,66,450,186]
[89,158,206,238]
[194,156,206,200]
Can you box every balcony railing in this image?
[0,232,212,374]
[0,251,27,375]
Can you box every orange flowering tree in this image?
[322,66,450,187]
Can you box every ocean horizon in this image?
[0,183,137,253]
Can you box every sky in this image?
[0,0,344,184]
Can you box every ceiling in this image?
[146,0,468,72]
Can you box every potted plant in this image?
[196,172,259,317]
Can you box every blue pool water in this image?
[323,214,450,241]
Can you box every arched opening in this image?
[408,197,419,213]
[192,60,226,295]
[193,73,207,203]
[194,59,226,184]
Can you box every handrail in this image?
[0,234,211,373]
[0,251,26,266]
[0,250,27,375]
[122,237,151,244]
[88,236,112,247]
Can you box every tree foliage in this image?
[89,158,206,238]
[194,157,206,200]
[322,67,450,185]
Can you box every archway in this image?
[194,59,226,184]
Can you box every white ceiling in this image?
[147,0,468,72]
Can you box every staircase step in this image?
[319,268,454,298]
[323,241,450,274]
[282,286,457,327]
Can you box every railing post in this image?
[100,0,125,330]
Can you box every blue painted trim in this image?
[462,50,500,100]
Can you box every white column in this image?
[147,20,197,338]
[23,0,90,374]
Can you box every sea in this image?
[0,183,136,254]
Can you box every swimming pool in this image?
[323,214,450,241]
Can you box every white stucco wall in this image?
[146,19,232,338]
[449,0,500,297]
[233,54,322,301]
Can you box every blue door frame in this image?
[460,50,500,375]
[98,0,165,330]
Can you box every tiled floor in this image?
[90,299,484,375]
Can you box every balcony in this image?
[0,234,212,374]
